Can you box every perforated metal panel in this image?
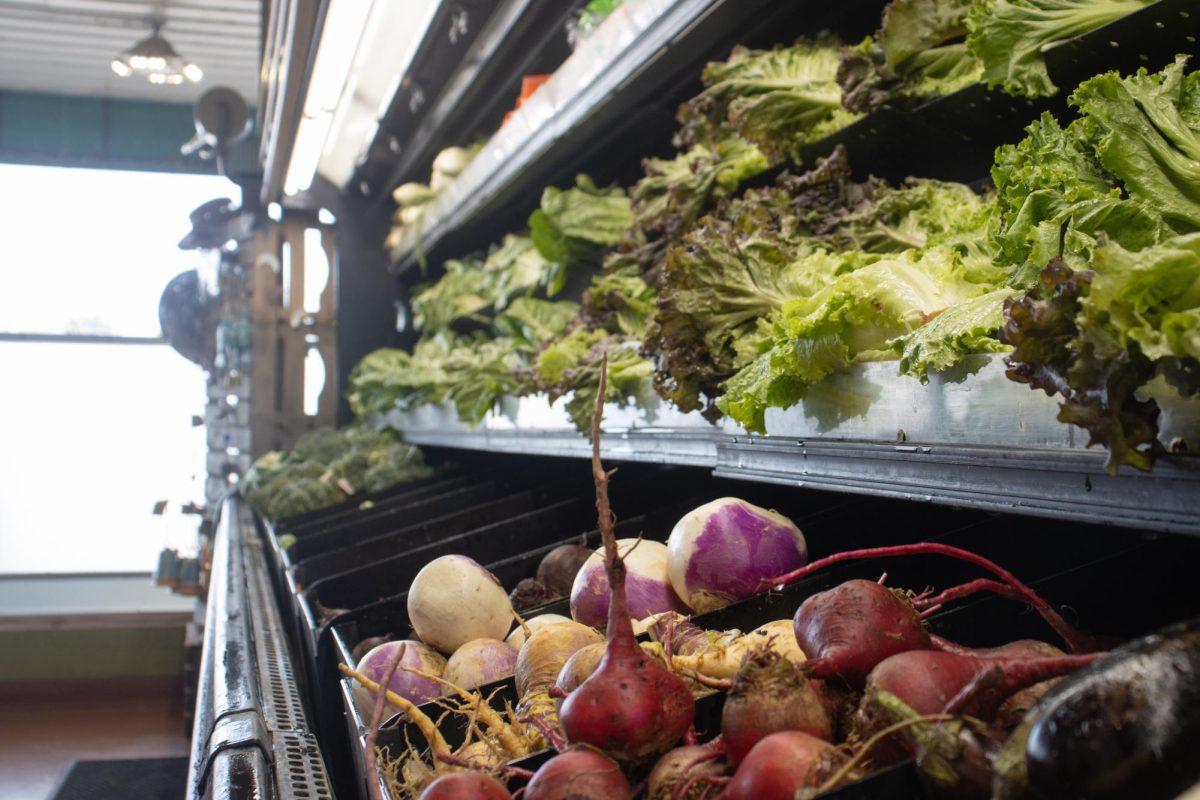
[189,498,334,800]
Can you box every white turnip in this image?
[408,555,513,654]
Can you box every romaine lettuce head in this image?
[966,0,1152,99]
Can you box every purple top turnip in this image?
[569,538,689,629]
[667,498,807,613]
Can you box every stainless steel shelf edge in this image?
[189,497,336,800]
[389,0,714,272]
[714,438,1200,535]
[389,355,1200,533]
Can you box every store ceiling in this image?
[0,0,261,104]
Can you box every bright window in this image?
[0,164,232,574]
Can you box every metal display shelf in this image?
[387,0,892,273]
[188,497,335,800]
[391,355,1200,534]
[385,0,1198,270]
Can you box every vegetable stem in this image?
[366,643,407,800]
[763,542,1095,652]
[338,661,453,770]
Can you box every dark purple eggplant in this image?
[995,617,1200,800]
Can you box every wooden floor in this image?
[0,679,190,800]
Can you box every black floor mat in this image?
[52,757,188,800]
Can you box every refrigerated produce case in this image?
[188,0,1200,798]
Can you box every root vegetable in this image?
[570,538,689,629]
[408,555,513,654]
[929,635,1064,659]
[509,578,557,612]
[858,650,1104,742]
[646,738,728,800]
[515,620,604,749]
[554,642,606,697]
[722,651,832,767]
[667,498,806,613]
[721,731,846,800]
[537,542,592,596]
[522,748,631,800]
[557,359,696,763]
[443,638,518,690]
[767,542,1095,653]
[417,772,512,799]
[505,613,572,650]
[795,579,932,689]
[351,641,447,718]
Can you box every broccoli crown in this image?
[363,462,434,494]
[292,427,352,465]
[328,450,372,490]
[266,477,344,521]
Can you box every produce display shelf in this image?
[357,0,590,201]
[188,497,334,800]
[386,0,893,273]
[387,0,1199,272]
[390,354,1200,534]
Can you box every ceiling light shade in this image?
[112,23,203,85]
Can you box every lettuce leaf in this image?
[966,0,1152,98]
[719,246,1000,432]
[411,256,493,332]
[493,298,580,351]
[1072,55,1200,233]
[839,0,982,114]
[891,287,1022,380]
[677,38,858,162]
[630,136,770,242]
[580,267,658,338]
[1001,234,1200,473]
[535,331,655,435]
[529,174,632,268]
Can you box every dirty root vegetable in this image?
[443,638,518,690]
[522,748,631,800]
[505,613,571,650]
[871,692,1002,800]
[515,620,604,747]
[667,498,807,613]
[570,538,689,629]
[509,578,557,612]
[554,641,666,702]
[723,651,832,767]
[558,360,696,763]
[795,578,932,689]
[998,618,1200,800]
[537,542,593,596]
[768,542,1095,654]
[647,738,728,800]
[417,772,512,800]
[408,555,513,654]
[351,641,447,718]
[858,649,1103,741]
[722,731,846,800]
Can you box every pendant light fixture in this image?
[111,20,204,86]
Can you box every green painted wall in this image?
[0,626,185,682]
[0,91,217,175]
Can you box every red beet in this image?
[558,374,696,763]
[522,748,631,800]
[795,579,932,689]
[722,651,832,767]
[858,650,1104,734]
[417,772,512,799]
[929,635,1064,659]
[721,731,846,800]
[768,543,1095,653]
[646,738,728,800]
